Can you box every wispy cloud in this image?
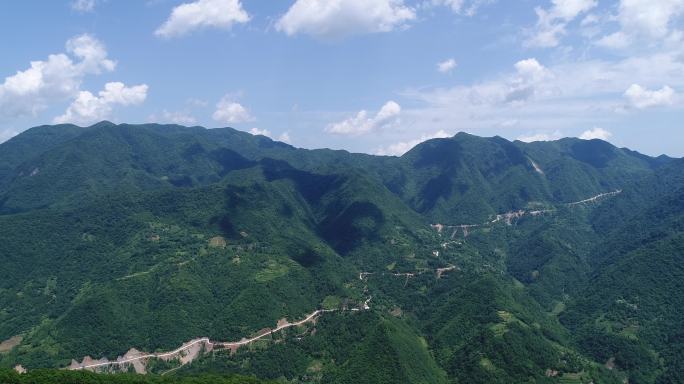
[525,0,597,47]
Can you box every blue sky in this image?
[1,0,682,156]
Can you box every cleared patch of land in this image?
[0,335,22,353]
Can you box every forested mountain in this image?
[0,122,681,384]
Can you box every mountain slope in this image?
[561,160,684,383]
[0,122,680,383]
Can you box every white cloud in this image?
[400,50,684,142]
[526,0,598,47]
[596,0,684,49]
[375,129,450,156]
[326,101,401,135]
[391,36,684,156]
[278,132,292,143]
[249,127,271,136]
[155,0,250,38]
[624,84,676,108]
[276,0,416,39]
[407,48,684,111]
[0,34,116,119]
[595,31,632,48]
[67,34,117,74]
[99,82,147,105]
[71,0,96,12]
[507,58,552,103]
[579,127,612,140]
[54,82,148,125]
[246,128,291,143]
[437,58,457,73]
[551,0,598,19]
[213,97,254,124]
[405,58,552,112]
[514,58,548,79]
[617,0,684,38]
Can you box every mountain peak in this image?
[89,120,117,129]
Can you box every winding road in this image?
[433,190,622,237]
[72,308,341,371]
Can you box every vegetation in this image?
[0,122,681,383]
[0,369,270,383]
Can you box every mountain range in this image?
[0,122,682,384]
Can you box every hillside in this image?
[0,122,681,383]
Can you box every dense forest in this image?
[0,122,681,383]
[0,369,270,384]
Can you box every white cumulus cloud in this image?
[505,58,552,103]
[624,84,676,108]
[437,58,457,73]
[155,0,250,38]
[326,101,401,135]
[54,82,148,125]
[375,129,450,156]
[213,97,254,124]
[66,34,117,74]
[514,58,548,80]
[579,127,612,140]
[276,0,416,40]
[0,34,116,119]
